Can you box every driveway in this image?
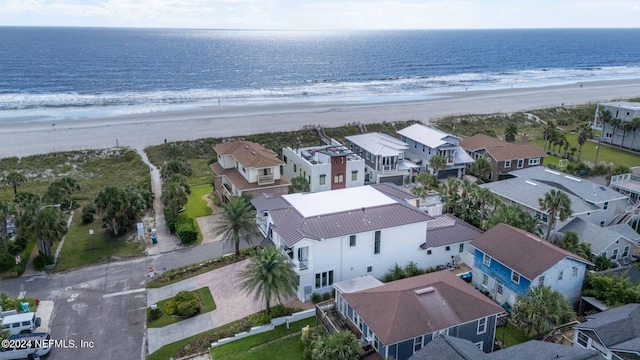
[147,259,266,354]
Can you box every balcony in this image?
[315,300,360,336]
[258,174,275,185]
[221,183,232,199]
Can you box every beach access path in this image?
[1,78,640,158]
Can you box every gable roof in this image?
[412,335,601,360]
[213,141,283,168]
[253,185,433,247]
[459,133,546,161]
[575,303,640,354]
[421,214,483,249]
[342,270,504,345]
[397,124,460,149]
[470,224,591,280]
[346,133,408,156]
[370,182,418,202]
[558,218,637,255]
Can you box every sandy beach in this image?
[2,78,640,158]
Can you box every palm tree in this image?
[33,207,67,257]
[576,123,591,161]
[289,175,310,193]
[161,157,193,179]
[310,331,362,360]
[470,157,492,181]
[505,122,518,143]
[485,204,542,235]
[237,245,298,314]
[474,187,502,223]
[4,171,27,196]
[538,189,572,241]
[429,154,447,180]
[439,177,460,213]
[512,285,574,339]
[629,118,640,150]
[609,118,621,145]
[620,121,633,149]
[560,231,592,260]
[543,121,556,151]
[215,195,256,257]
[0,200,16,252]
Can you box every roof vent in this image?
[244,145,250,149]
[251,151,257,155]
[415,286,435,295]
[525,180,537,186]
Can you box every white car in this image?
[0,332,52,360]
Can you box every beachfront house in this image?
[321,271,505,360]
[459,133,546,181]
[572,303,640,359]
[210,141,290,202]
[250,185,433,301]
[558,217,639,263]
[282,140,365,192]
[398,123,474,180]
[412,334,600,360]
[595,102,640,151]
[470,223,591,307]
[345,133,418,185]
[480,166,631,236]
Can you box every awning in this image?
[581,296,609,311]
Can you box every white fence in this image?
[210,308,315,349]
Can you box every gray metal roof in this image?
[508,167,628,204]
[574,303,640,353]
[606,223,640,242]
[397,124,461,149]
[421,214,483,249]
[346,132,408,156]
[481,177,599,215]
[270,203,432,247]
[251,193,290,212]
[370,182,418,202]
[410,335,485,360]
[558,218,637,254]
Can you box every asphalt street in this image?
[0,238,255,359]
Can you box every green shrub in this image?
[164,208,178,233]
[176,217,197,244]
[147,307,162,321]
[164,299,177,316]
[0,253,15,272]
[270,304,290,318]
[311,293,322,304]
[32,254,53,271]
[249,311,272,326]
[176,299,200,317]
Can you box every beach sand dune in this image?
[1,79,640,158]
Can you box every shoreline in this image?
[2,78,640,158]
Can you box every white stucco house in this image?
[251,185,435,301]
[595,102,640,151]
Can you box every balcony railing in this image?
[315,299,362,338]
[258,174,275,185]
[299,259,309,270]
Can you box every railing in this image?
[256,218,268,237]
[258,174,275,185]
[299,259,309,270]
[221,184,232,199]
[315,299,363,339]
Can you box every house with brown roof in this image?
[460,133,546,181]
[330,271,505,360]
[470,224,591,308]
[210,141,290,202]
[251,185,435,301]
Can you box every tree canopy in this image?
[94,184,153,236]
[215,195,256,257]
[289,175,310,193]
[511,285,574,338]
[538,189,572,241]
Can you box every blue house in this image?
[470,224,592,308]
[330,271,505,360]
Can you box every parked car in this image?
[1,313,41,336]
[0,332,52,360]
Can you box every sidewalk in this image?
[146,259,266,354]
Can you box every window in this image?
[349,235,356,247]
[319,174,326,185]
[366,152,370,160]
[572,266,578,278]
[422,145,426,152]
[414,336,423,352]
[535,211,548,223]
[427,249,432,255]
[334,174,344,183]
[623,246,630,257]
[577,332,589,347]
[374,231,381,254]
[482,274,489,286]
[517,159,524,168]
[367,266,373,273]
[474,341,483,350]
[241,166,246,173]
[557,270,564,281]
[477,317,487,334]
[445,246,450,251]
[414,142,417,148]
[511,271,520,284]
[435,328,449,336]
[504,160,511,168]
[283,155,288,163]
[293,164,297,173]
[612,248,619,259]
[315,270,334,289]
[483,254,491,266]
[351,171,358,181]
[538,275,545,287]
[600,220,605,227]
[603,201,609,210]
[459,243,464,253]
[528,158,540,165]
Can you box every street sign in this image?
[15,256,21,265]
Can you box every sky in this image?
[1,0,639,30]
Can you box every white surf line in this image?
[103,288,147,298]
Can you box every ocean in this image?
[1,27,640,122]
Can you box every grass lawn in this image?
[55,213,144,272]
[209,317,316,360]
[537,133,640,168]
[147,287,216,328]
[183,184,213,218]
[495,322,531,347]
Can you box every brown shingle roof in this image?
[210,162,290,191]
[470,224,591,280]
[213,141,283,168]
[342,270,504,345]
[460,134,546,161]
